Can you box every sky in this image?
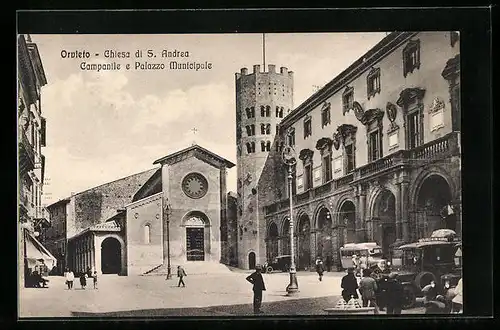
[32,32,387,205]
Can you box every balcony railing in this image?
[264,132,459,216]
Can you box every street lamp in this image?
[282,145,299,296]
[165,202,173,279]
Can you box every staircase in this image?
[143,262,233,276]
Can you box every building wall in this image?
[126,193,163,275]
[235,64,294,269]
[259,31,461,270]
[43,202,68,274]
[284,32,460,193]
[221,192,238,266]
[65,169,157,238]
[162,156,222,265]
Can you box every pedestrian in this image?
[246,264,266,314]
[86,267,92,278]
[359,268,379,314]
[421,280,438,303]
[341,267,359,303]
[315,258,325,281]
[385,273,404,314]
[64,268,74,290]
[352,254,359,276]
[177,265,187,287]
[79,272,87,289]
[93,271,98,289]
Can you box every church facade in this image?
[42,145,235,275]
[236,31,461,270]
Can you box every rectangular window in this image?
[304,164,313,190]
[288,131,296,147]
[304,118,312,139]
[321,108,331,128]
[407,111,421,149]
[322,155,332,182]
[342,88,354,114]
[367,68,381,99]
[345,144,355,172]
[369,130,382,161]
[403,40,421,77]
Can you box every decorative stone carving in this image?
[336,124,358,145]
[333,133,341,150]
[315,137,333,153]
[441,54,460,81]
[353,101,364,121]
[298,148,314,162]
[386,102,399,132]
[360,108,384,126]
[185,216,205,227]
[428,97,446,114]
[396,87,426,108]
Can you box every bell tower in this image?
[235,64,294,269]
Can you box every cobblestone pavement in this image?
[19,271,425,317]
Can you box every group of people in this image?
[64,268,98,290]
[341,267,406,314]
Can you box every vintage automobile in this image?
[262,255,292,273]
[387,229,462,309]
[339,242,387,272]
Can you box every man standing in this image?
[341,267,359,303]
[246,264,266,314]
[177,265,187,287]
[385,273,404,314]
[359,269,379,314]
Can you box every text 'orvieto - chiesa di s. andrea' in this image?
[40,31,461,276]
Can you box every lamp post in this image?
[165,203,173,279]
[282,145,298,295]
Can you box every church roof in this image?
[153,144,235,169]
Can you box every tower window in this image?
[403,39,421,78]
[246,142,256,154]
[261,141,266,152]
[276,107,284,118]
[260,124,271,135]
[266,124,271,134]
[266,141,271,151]
[245,107,255,119]
[261,106,266,117]
[246,125,255,136]
[266,106,271,117]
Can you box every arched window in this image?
[266,124,271,134]
[144,224,151,244]
[261,106,266,117]
[266,105,271,117]
[261,124,266,134]
[261,141,266,152]
[266,141,271,151]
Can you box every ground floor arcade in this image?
[264,156,461,271]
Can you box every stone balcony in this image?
[19,128,36,175]
[264,132,460,215]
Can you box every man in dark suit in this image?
[246,264,266,314]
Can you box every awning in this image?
[24,230,57,270]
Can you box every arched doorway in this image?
[248,252,256,269]
[297,214,311,270]
[316,208,333,266]
[281,218,291,255]
[101,237,121,274]
[267,222,279,262]
[339,201,356,244]
[373,189,397,256]
[415,175,455,240]
[184,211,210,261]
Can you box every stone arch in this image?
[367,182,399,219]
[312,202,332,229]
[410,166,457,206]
[412,172,456,240]
[266,220,279,262]
[334,193,356,226]
[338,199,357,245]
[182,210,211,262]
[370,188,397,256]
[100,234,125,275]
[296,213,312,270]
[315,205,333,264]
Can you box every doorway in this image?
[248,252,256,269]
[186,227,205,261]
[101,237,121,274]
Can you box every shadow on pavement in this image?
[71,296,340,317]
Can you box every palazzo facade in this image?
[237,31,461,270]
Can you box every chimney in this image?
[253,65,261,74]
[280,67,288,74]
[268,64,276,73]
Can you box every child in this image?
[79,272,87,289]
[93,271,98,289]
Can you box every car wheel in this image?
[266,266,273,273]
[415,271,437,290]
[402,285,416,309]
